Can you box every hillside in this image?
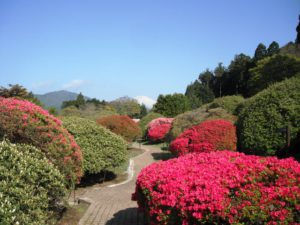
[280,42,300,57]
[35,90,88,110]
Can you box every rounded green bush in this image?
[139,112,164,137]
[0,140,66,225]
[62,116,127,175]
[168,107,236,141]
[237,76,300,156]
[206,95,245,115]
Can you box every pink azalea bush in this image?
[147,118,173,142]
[133,151,300,224]
[170,119,236,156]
[0,97,83,184]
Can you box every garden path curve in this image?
[78,143,163,225]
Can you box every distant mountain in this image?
[35,90,89,110]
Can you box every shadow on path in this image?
[105,207,145,225]
[151,152,175,161]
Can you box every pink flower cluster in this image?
[133,151,300,224]
[147,118,173,142]
[170,119,236,156]
[0,97,83,183]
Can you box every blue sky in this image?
[0,0,299,102]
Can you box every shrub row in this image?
[133,151,300,224]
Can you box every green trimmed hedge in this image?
[237,76,300,156]
[62,117,127,175]
[0,140,66,225]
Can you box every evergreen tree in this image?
[0,84,42,106]
[267,41,280,56]
[139,104,148,118]
[76,92,85,107]
[198,69,214,88]
[296,15,300,44]
[213,63,226,97]
[254,43,268,61]
[0,84,28,98]
[153,93,191,117]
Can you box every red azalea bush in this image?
[97,115,141,142]
[0,97,82,184]
[133,151,300,225]
[170,119,236,156]
[147,118,173,142]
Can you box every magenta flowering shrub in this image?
[0,97,83,184]
[170,119,236,156]
[147,118,173,142]
[133,151,300,224]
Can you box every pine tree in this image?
[254,43,267,61]
[296,15,300,44]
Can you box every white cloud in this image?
[134,96,156,109]
[62,79,86,90]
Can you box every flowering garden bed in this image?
[133,151,300,224]
[170,119,236,156]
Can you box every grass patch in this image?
[57,201,90,225]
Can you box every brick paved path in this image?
[79,143,163,225]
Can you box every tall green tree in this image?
[198,69,214,88]
[61,92,86,109]
[267,41,280,56]
[254,43,268,62]
[76,92,85,107]
[153,93,191,117]
[139,104,148,118]
[226,54,252,95]
[213,63,226,97]
[296,15,300,44]
[185,80,214,109]
[248,54,300,95]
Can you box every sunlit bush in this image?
[62,117,127,175]
[97,115,141,142]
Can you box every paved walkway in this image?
[78,143,163,225]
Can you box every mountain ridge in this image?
[34,90,90,110]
